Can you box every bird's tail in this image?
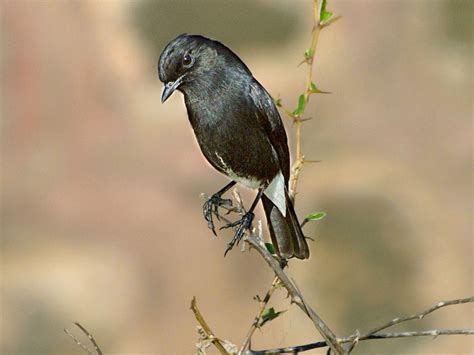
[262,190,310,259]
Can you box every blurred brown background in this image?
[1,0,472,354]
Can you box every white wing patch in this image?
[264,171,286,217]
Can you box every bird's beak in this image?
[161,75,185,103]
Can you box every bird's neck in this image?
[182,68,252,104]
[183,72,234,103]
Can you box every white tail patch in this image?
[264,171,286,217]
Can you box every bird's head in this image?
[158,34,251,103]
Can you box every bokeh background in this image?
[1,0,472,354]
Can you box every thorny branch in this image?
[244,229,345,354]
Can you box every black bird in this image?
[158,34,309,259]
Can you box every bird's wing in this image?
[249,80,290,183]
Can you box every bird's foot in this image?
[221,212,255,256]
[203,193,233,235]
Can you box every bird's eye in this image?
[182,53,194,68]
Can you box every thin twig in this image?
[245,232,345,354]
[239,276,280,353]
[359,296,474,339]
[190,297,228,355]
[247,329,474,354]
[247,296,474,353]
[64,322,103,355]
[276,101,298,120]
[363,329,474,339]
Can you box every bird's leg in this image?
[203,181,236,235]
[222,188,264,256]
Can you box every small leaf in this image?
[319,0,334,25]
[304,47,314,59]
[292,94,306,116]
[309,82,331,94]
[259,307,286,327]
[305,211,327,221]
[265,243,276,255]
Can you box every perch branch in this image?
[245,231,345,354]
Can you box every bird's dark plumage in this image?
[158,34,309,259]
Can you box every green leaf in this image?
[265,243,276,255]
[304,47,314,59]
[292,94,306,116]
[259,307,286,327]
[305,211,327,221]
[319,0,333,25]
[274,98,282,107]
[309,82,331,94]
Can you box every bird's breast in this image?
[183,90,280,187]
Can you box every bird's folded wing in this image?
[248,81,291,183]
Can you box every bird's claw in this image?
[222,212,255,256]
[203,194,233,235]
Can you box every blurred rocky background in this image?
[1,0,472,354]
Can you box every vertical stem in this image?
[295,119,302,165]
[304,26,321,101]
[290,0,322,198]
